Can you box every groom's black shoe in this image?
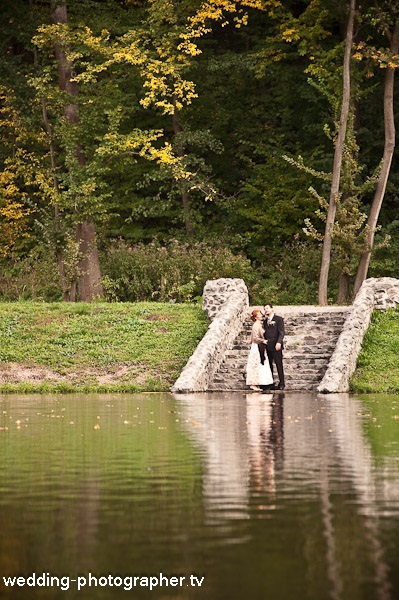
[261,384,274,394]
[277,383,285,390]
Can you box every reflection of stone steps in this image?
[208,306,349,391]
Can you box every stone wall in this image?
[170,278,249,393]
[171,276,399,395]
[318,277,399,393]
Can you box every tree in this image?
[0,87,33,259]
[1,0,399,305]
[49,1,103,301]
[353,4,399,295]
[317,0,356,305]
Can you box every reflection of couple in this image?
[246,393,284,507]
[246,303,285,392]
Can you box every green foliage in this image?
[368,220,399,278]
[247,238,322,305]
[351,309,399,393]
[100,239,252,302]
[0,250,61,301]
[0,0,398,296]
[0,235,327,305]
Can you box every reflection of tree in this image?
[175,391,399,599]
[327,394,394,600]
[176,393,250,522]
[270,394,284,471]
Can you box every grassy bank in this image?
[350,308,399,394]
[0,301,209,393]
[1,302,397,395]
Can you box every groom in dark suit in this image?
[263,303,285,390]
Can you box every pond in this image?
[0,391,399,600]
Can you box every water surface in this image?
[0,392,398,599]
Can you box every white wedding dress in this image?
[246,343,274,387]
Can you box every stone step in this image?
[242,320,346,328]
[242,317,346,323]
[211,368,327,380]
[223,349,336,358]
[240,333,343,343]
[226,346,337,356]
[213,368,327,381]
[238,335,343,346]
[208,307,347,392]
[208,382,321,391]
[240,328,345,338]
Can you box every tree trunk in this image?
[337,271,350,304]
[33,2,70,300]
[318,0,356,305]
[353,22,399,297]
[172,96,193,236]
[41,98,70,301]
[51,2,104,301]
[75,219,104,301]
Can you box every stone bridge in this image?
[170,277,399,394]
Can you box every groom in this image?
[263,303,285,390]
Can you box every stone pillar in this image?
[318,277,399,393]
[171,278,249,393]
[202,278,249,320]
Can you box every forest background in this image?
[1,0,398,307]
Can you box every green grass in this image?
[1,302,397,395]
[350,308,399,393]
[0,301,209,393]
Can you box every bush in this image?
[100,239,253,302]
[0,250,62,301]
[0,238,324,305]
[247,239,322,305]
[368,221,399,279]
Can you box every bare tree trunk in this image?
[353,22,399,297]
[337,272,350,304]
[41,98,70,300]
[318,0,356,305]
[51,2,104,301]
[172,96,193,236]
[75,220,104,301]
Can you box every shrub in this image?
[101,239,253,302]
[0,250,62,301]
[247,239,322,305]
[0,238,325,305]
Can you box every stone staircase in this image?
[207,306,350,391]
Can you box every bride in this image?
[246,309,274,391]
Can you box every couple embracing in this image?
[246,303,285,392]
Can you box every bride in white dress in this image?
[246,309,274,391]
